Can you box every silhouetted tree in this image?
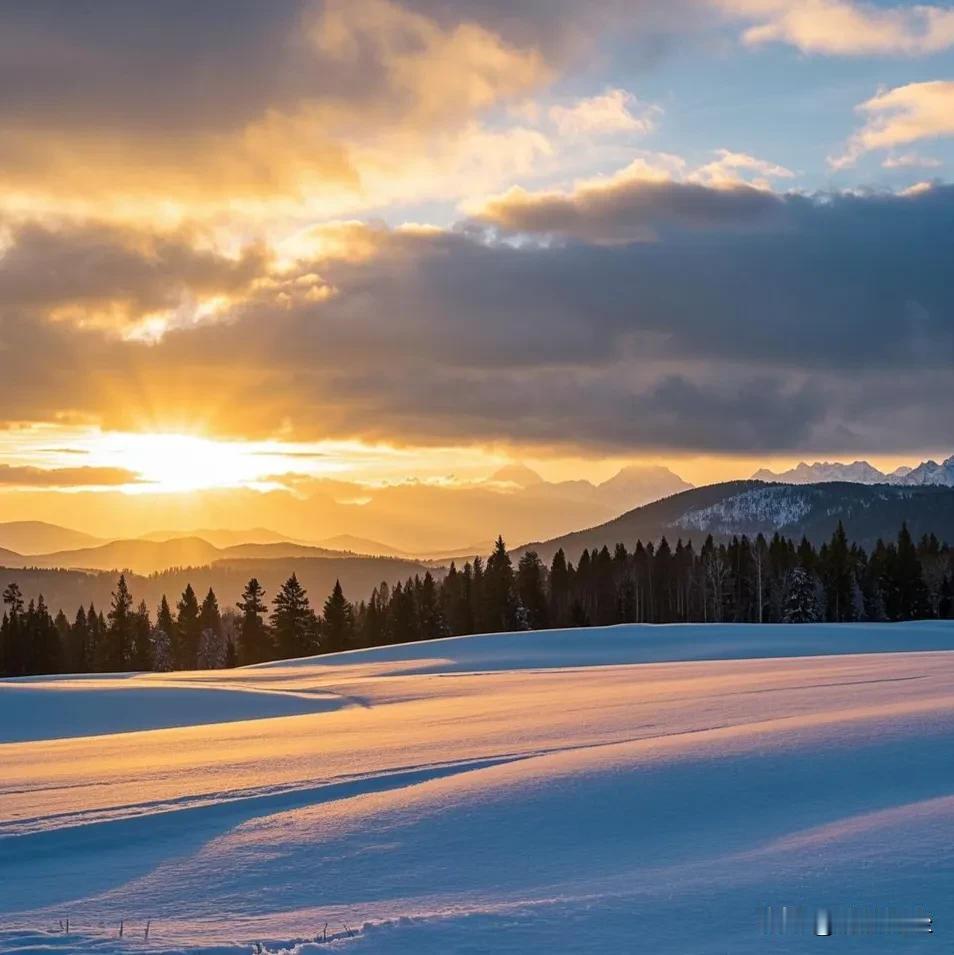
[237,578,272,664]
[271,573,318,658]
[175,584,202,669]
[321,579,354,653]
[102,574,134,672]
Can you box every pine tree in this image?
[416,571,446,640]
[2,582,24,616]
[483,536,518,632]
[271,573,318,659]
[321,579,355,652]
[151,625,174,672]
[822,521,854,622]
[86,603,101,671]
[31,595,62,675]
[130,599,153,671]
[892,523,930,620]
[237,578,273,665]
[104,574,134,672]
[197,588,224,668]
[176,584,202,669]
[388,580,419,644]
[517,551,549,630]
[783,566,818,623]
[155,595,176,670]
[197,627,227,668]
[66,605,89,672]
[548,549,570,626]
[361,582,389,647]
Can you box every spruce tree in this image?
[32,596,62,675]
[154,595,176,669]
[237,578,272,665]
[271,573,318,659]
[517,551,549,630]
[416,571,446,640]
[130,600,153,671]
[483,536,518,632]
[104,575,134,672]
[321,579,355,652]
[176,584,202,669]
[197,588,225,668]
[548,549,570,626]
[67,605,89,672]
[783,566,818,623]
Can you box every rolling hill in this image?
[521,480,954,563]
[139,527,301,548]
[0,521,104,555]
[0,554,434,619]
[20,537,360,575]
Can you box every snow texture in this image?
[674,485,814,533]
[3,622,954,952]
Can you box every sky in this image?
[1,0,953,536]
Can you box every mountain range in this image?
[0,532,410,576]
[6,475,954,616]
[0,465,693,556]
[522,480,954,564]
[752,454,954,487]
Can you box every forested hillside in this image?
[3,522,951,677]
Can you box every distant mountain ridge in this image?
[0,555,433,621]
[15,537,363,575]
[488,463,692,506]
[521,480,954,563]
[0,521,105,555]
[753,454,954,487]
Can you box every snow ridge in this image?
[674,485,814,534]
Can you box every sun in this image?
[92,433,275,493]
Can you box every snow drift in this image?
[3,622,954,952]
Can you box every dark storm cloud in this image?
[471,175,784,243]
[0,2,304,131]
[0,220,265,319]
[1,184,953,455]
[0,0,614,130]
[0,0,687,134]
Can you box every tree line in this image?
[2,522,952,677]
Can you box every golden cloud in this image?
[0,0,553,226]
[549,89,661,137]
[719,0,954,55]
[831,80,954,168]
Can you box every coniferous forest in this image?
[2,522,952,677]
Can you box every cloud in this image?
[718,0,954,55]
[0,220,267,336]
[3,181,954,457]
[831,81,954,168]
[0,0,554,222]
[691,149,795,187]
[549,89,661,137]
[882,152,943,169]
[467,156,784,243]
[0,465,141,487]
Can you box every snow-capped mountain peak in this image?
[752,460,886,485]
[752,454,954,488]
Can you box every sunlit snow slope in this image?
[3,622,954,953]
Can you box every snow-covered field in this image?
[3,622,954,953]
